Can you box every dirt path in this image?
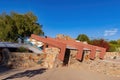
[0,65,119,80]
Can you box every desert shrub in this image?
[90,39,110,51]
[17,47,28,52]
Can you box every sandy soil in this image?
[0,65,119,80]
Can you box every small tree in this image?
[117,39,120,45]
[76,34,90,43]
[90,39,110,51]
[109,40,120,52]
[0,12,44,42]
[109,40,118,44]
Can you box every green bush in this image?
[17,47,28,52]
[108,43,120,52]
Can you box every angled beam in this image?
[31,34,67,61]
[47,38,84,60]
[31,34,106,61]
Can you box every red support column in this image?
[43,43,47,52]
[89,46,96,60]
[58,46,66,61]
[99,48,106,59]
[31,34,67,61]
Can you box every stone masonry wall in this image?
[105,52,120,59]
[84,52,120,77]
[89,60,120,77]
[8,49,120,77]
[69,51,120,77]
[8,52,46,69]
[44,47,62,68]
[8,47,61,69]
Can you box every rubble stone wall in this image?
[8,49,120,77]
[8,47,61,69]
[44,47,62,68]
[9,52,46,69]
[89,60,120,77]
[104,52,120,59]
[69,51,120,77]
[83,52,120,77]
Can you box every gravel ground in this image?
[0,64,119,80]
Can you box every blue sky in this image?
[0,0,120,40]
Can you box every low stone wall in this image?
[82,51,120,77]
[8,52,46,69]
[8,47,61,69]
[105,52,120,59]
[8,49,120,78]
[89,60,120,77]
[70,51,120,77]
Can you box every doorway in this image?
[63,49,70,66]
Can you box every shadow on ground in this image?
[3,68,47,80]
[0,65,11,74]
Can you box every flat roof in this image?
[0,42,21,48]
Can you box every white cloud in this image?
[104,28,118,36]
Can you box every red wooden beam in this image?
[54,38,106,60]
[47,37,85,60]
[31,34,67,61]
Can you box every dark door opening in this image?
[79,51,85,62]
[63,49,70,66]
[0,52,3,64]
